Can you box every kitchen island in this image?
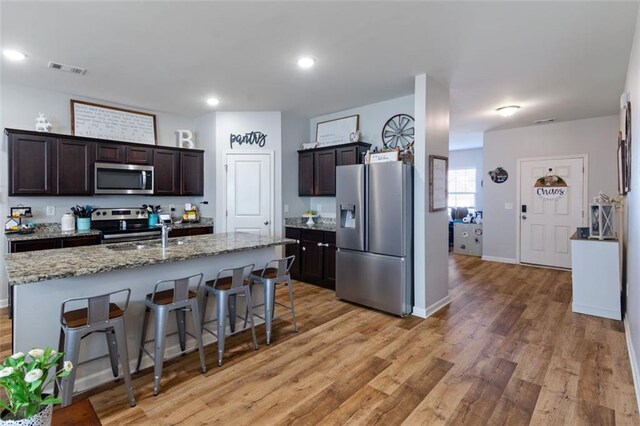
[5,232,294,392]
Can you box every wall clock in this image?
[382,114,414,149]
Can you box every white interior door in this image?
[519,157,585,268]
[226,152,273,236]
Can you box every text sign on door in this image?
[535,187,567,200]
[230,131,267,149]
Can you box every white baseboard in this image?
[0,299,7,309]
[624,317,640,413]
[413,295,451,319]
[572,303,621,321]
[481,256,516,264]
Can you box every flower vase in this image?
[0,404,52,426]
[76,218,90,232]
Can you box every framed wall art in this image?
[429,155,448,212]
[71,99,158,145]
[315,114,359,146]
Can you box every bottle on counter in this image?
[61,213,75,232]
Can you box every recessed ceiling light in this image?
[496,105,520,117]
[2,49,27,61]
[534,118,556,124]
[297,56,315,69]
[206,98,220,106]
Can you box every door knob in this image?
[264,220,269,225]
[522,215,527,220]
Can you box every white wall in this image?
[214,112,283,237]
[413,74,450,318]
[482,115,619,262]
[623,6,640,409]
[281,113,310,219]
[449,148,484,210]
[306,94,415,217]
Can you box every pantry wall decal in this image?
[534,168,568,200]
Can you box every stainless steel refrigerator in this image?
[335,161,413,316]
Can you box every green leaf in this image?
[42,396,60,405]
[28,379,42,393]
[24,404,37,419]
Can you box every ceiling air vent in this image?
[534,118,555,124]
[48,61,86,75]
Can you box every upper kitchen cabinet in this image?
[297,142,370,196]
[180,151,204,195]
[154,149,180,195]
[95,143,125,163]
[125,146,153,165]
[56,139,94,195]
[8,132,55,195]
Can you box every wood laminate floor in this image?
[1,255,638,425]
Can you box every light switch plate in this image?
[46,206,55,216]
[504,202,513,210]
[284,204,289,213]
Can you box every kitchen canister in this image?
[61,213,75,232]
[148,213,159,227]
[76,217,91,231]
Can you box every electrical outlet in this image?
[504,202,513,210]
[284,204,289,213]
[169,204,175,211]
[46,206,55,216]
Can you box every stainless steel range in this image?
[91,208,161,244]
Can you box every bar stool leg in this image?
[135,308,151,373]
[113,319,136,407]
[228,295,237,333]
[287,277,299,332]
[152,308,170,396]
[106,329,119,379]
[176,309,187,352]
[244,287,259,350]
[189,301,207,373]
[201,290,210,327]
[54,329,65,398]
[215,292,228,366]
[60,331,82,407]
[264,281,275,345]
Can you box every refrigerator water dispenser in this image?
[340,203,357,228]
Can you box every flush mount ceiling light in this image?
[2,49,27,61]
[496,105,520,117]
[206,97,220,106]
[297,56,315,69]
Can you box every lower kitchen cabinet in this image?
[168,226,213,238]
[8,234,101,253]
[285,227,336,290]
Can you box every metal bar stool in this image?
[55,289,135,408]
[135,273,206,396]
[248,256,298,345]
[202,264,258,367]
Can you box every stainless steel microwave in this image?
[94,163,154,195]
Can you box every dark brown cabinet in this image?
[95,143,125,163]
[8,133,54,195]
[154,149,181,195]
[286,227,336,290]
[168,226,213,238]
[125,146,153,165]
[8,234,100,253]
[56,139,94,195]
[314,150,336,195]
[180,151,204,195]
[298,142,370,197]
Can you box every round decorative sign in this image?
[534,171,568,200]
[488,167,508,184]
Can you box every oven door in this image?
[94,163,154,194]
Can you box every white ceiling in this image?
[1,1,638,150]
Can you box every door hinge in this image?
[224,164,228,172]
[225,210,228,217]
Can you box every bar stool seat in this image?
[135,273,207,396]
[202,264,258,366]
[248,256,298,345]
[55,289,136,408]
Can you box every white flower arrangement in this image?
[0,347,72,420]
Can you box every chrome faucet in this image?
[160,222,172,248]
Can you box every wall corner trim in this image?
[0,299,7,309]
[481,256,517,264]
[421,295,451,318]
[624,317,640,413]
[412,307,427,318]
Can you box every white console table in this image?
[570,232,621,320]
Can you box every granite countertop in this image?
[5,224,102,242]
[284,217,336,232]
[5,218,214,242]
[5,232,294,285]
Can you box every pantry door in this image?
[225,152,274,236]
[519,157,586,268]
